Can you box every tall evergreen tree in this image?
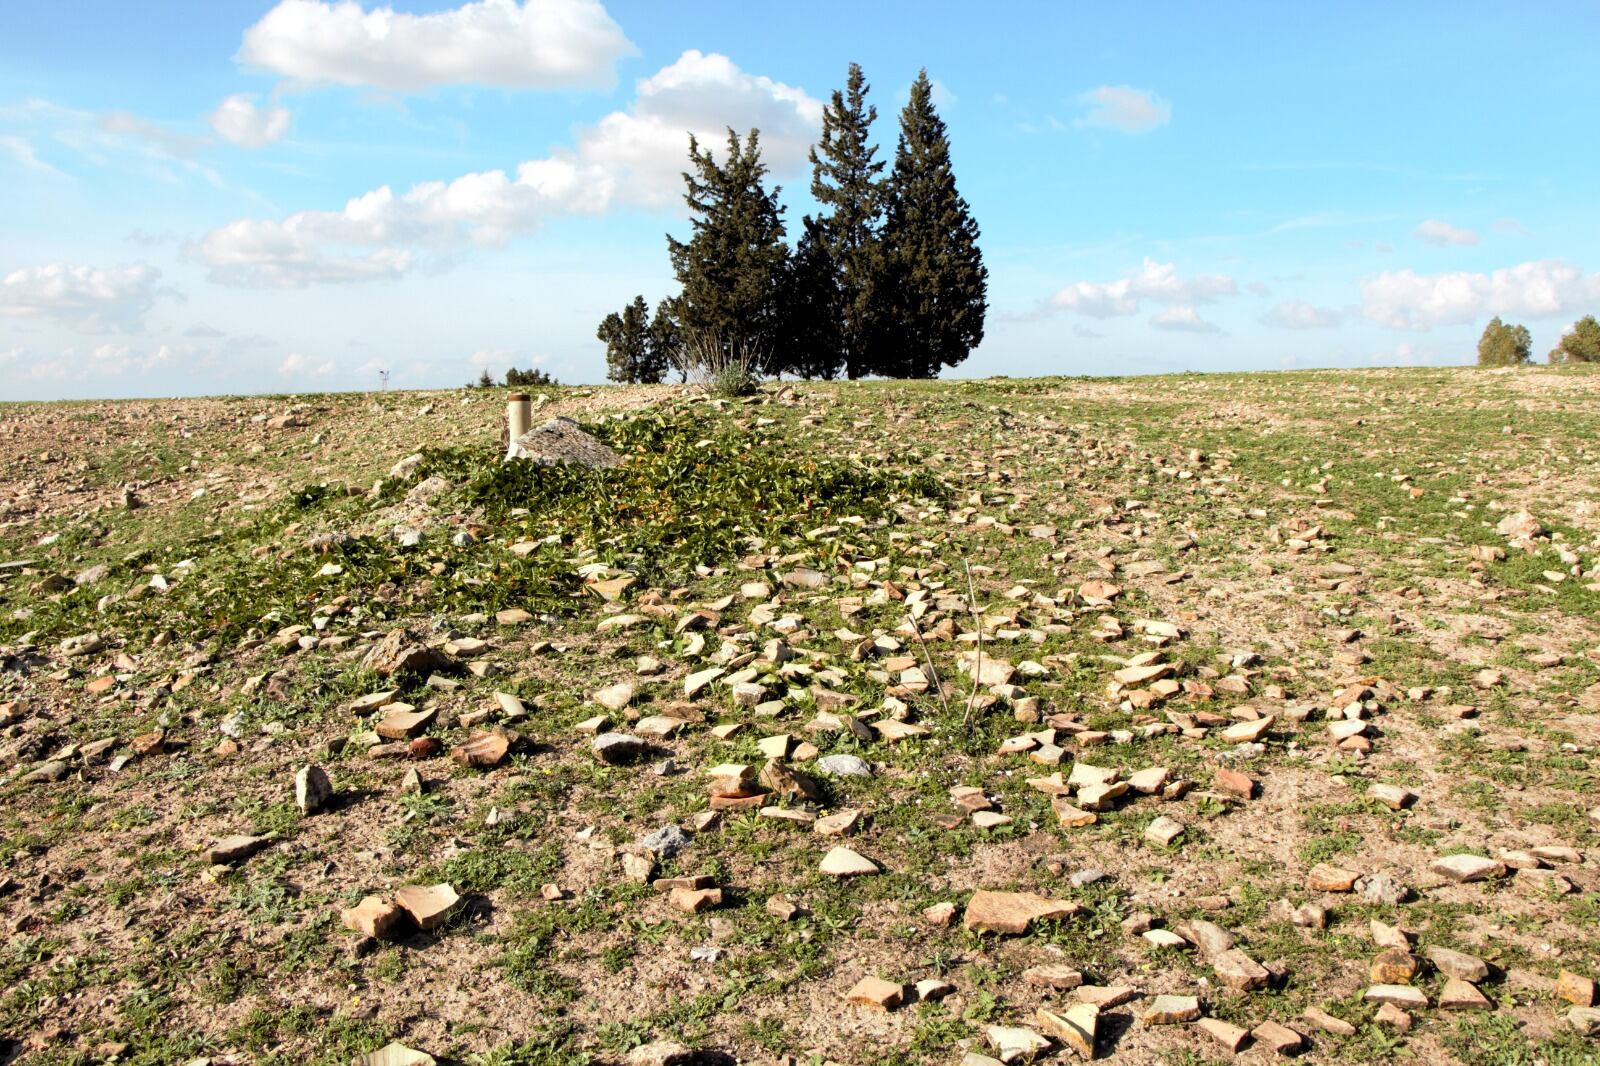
[597,294,662,383]
[807,62,885,380]
[781,218,845,379]
[879,70,988,378]
[666,129,789,371]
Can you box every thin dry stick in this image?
[962,559,982,734]
[907,611,951,719]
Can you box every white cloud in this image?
[1048,258,1236,318]
[98,110,208,159]
[195,49,823,287]
[237,0,635,91]
[1261,300,1343,329]
[1414,219,1479,247]
[1075,86,1170,134]
[1150,306,1220,333]
[209,94,291,148]
[1361,258,1600,330]
[0,134,68,179]
[279,351,334,376]
[0,262,163,329]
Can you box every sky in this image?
[3,0,1599,400]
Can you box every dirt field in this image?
[2,366,1598,1066]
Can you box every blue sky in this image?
[3,0,1599,399]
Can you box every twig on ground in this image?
[908,611,951,720]
[962,559,982,735]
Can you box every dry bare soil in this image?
[2,367,1599,1066]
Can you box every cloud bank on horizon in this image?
[2,0,1598,398]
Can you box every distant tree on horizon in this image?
[877,70,988,379]
[1549,314,1600,364]
[598,294,666,383]
[1476,316,1532,366]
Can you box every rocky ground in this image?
[2,367,1599,1066]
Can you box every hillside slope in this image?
[2,367,1599,1066]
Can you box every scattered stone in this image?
[1214,767,1256,799]
[207,834,270,865]
[963,890,1079,935]
[1141,995,1200,1025]
[1568,1007,1600,1036]
[1307,863,1360,892]
[1374,1002,1412,1031]
[394,883,460,931]
[294,764,332,815]
[816,753,873,777]
[452,728,513,768]
[819,846,879,877]
[356,1042,436,1066]
[669,886,723,913]
[624,1041,695,1066]
[361,629,453,678]
[845,976,904,1011]
[1370,947,1420,985]
[592,682,636,711]
[1145,815,1186,847]
[1359,871,1409,906]
[640,825,691,859]
[1302,1006,1356,1037]
[1427,946,1490,984]
[341,895,407,939]
[376,707,437,740]
[1197,1017,1249,1052]
[985,1025,1050,1064]
[1036,1004,1098,1060]
[1364,985,1427,1009]
[1556,970,1595,1007]
[1213,948,1270,991]
[1252,1020,1305,1056]
[1368,783,1416,810]
[593,733,648,764]
[1439,977,1491,1011]
[1430,853,1507,883]
[1023,965,1084,990]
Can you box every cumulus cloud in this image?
[0,262,164,329]
[1361,258,1600,330]
[195,50,823,287]
[1075,86,1171,133]
[1261,300,1343,329]
[209,94,291,148]
[1150,306,1221,333]
[1047,258,1236,318]
[1414,219,1479,247]
[237,0,635,91]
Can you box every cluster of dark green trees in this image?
[471,365,558,388]
[1478,314,1600,366]
[600,66,987,384]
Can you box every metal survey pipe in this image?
[505,392,531,459]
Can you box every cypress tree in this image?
[807,62,885,380]
[782,218,845,379]
[598,294,658,383]
[666,129,789,372]
[879,70,988,378]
